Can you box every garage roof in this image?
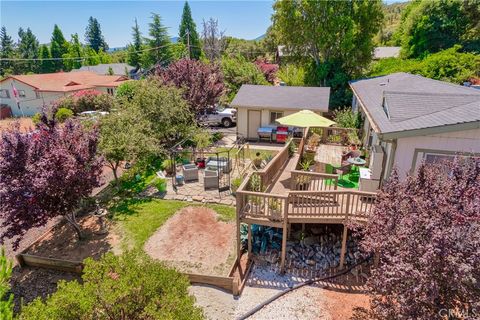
[231,84,330,111]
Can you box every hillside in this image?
[375,1,409,45]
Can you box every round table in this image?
[347,157,366,182]
[347,157,366,166]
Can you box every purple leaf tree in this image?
[156,58,225,117]
[360,158,480,319]
[0,115,103,248]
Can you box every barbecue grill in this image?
[257,127,273,142]
[275,126,289,143]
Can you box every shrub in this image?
[31,112,42,125]
[57,89,114,114]
[231,176,243,193]
[333,108,361,129]
[211,132,224,143]
[54,107,74,123]
[19,251,203,320]
[0,248,13,320]
[115,81,141,101]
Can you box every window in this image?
[270,111,284,124]
[424,153,455,164]
[107,88,114,95]
[18,90,26,98]
[35,91,41,99]
[0,89,10,98]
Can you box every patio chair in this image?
[335,161,352,178]
[204,168,219,189]
[206,157,232,173]
[182,164,199,182]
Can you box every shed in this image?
[231,84,330,140]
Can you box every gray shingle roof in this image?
[349,73,480,136]
[231,84,330,111]
[72,63,135,76]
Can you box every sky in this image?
[1,0,275,47]
[1,0,408,48]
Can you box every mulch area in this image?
[25,215,120,261]
[144,206,236,276]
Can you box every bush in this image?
[333,108,361,129]
[0,248,13,320]
[20,251,203,320]
[115,81,141,101]
[150,177,167,192]
[211,132,224,143]
[54,107,74,123]
[278,64,306,86]
[31,112,42,125]
[57,89,114,114]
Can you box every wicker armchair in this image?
[182,164,199,182]
[335,161,352,178]
[204,169,219,189]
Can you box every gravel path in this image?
[190,264,330,320]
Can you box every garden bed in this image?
[24,215,121,262]
[144,206,236,277]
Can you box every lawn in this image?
[110,198,236,249]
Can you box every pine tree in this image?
[179,1,201,59]
[17,27,40,73]
[0,26,15,76]
[50,25,69,71]
[85,16,108,53]
[143,13,171,67]
[126,18,142,68]
[38,44,54,73]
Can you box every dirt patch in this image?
[144,206,235,276]
[0,117,34,133]
[26,215,121,261]
[323,289,370,319]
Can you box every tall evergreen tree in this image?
[179,1,201,59]
[50,24,69,71]
[126,18,142,68]
[143,13,171,67]
[38,44,55,73]
[63,33,83,71]
[17,27,40,73]
[85,16,108,53]
[0,26,15,76]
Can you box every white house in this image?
[350,72,480,182]
[231,84,330,140]
[0,71,129,117]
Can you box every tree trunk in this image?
[65,213,84,240]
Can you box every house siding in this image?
[0,79,64,116]
[394,128,480,178]
[236,107,323,139]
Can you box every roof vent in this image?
[379,82,387,86]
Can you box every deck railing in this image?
[290,170,338,191]
[287,190,376,222]
[237,190,288,223]
[257,140,292,189]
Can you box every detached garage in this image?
[231,84,330,140]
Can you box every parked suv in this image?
[200,107,237,127]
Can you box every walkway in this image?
[269,154,300,195]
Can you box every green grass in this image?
[110,199,235,249]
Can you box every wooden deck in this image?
[235,137,377,272]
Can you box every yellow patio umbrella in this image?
[275,109,336,127]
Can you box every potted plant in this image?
[193,131,210,168]
[299,159,313,171]
[162,159,175,176]
[151,177,167,193]
[231,176,243,195]
[287,138,296,157]
[295,175,312,190]
[268,198,282,221]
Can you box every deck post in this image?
[247,223,252,257]
[280,198,289,273]
[339,224,348,269]
[236,194,242,263]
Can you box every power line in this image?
[0,43,176,62]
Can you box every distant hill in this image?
[170,36,179,43]
[376,1,409,45]
[254,34,266,41]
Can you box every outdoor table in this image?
[347,157,366,182]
